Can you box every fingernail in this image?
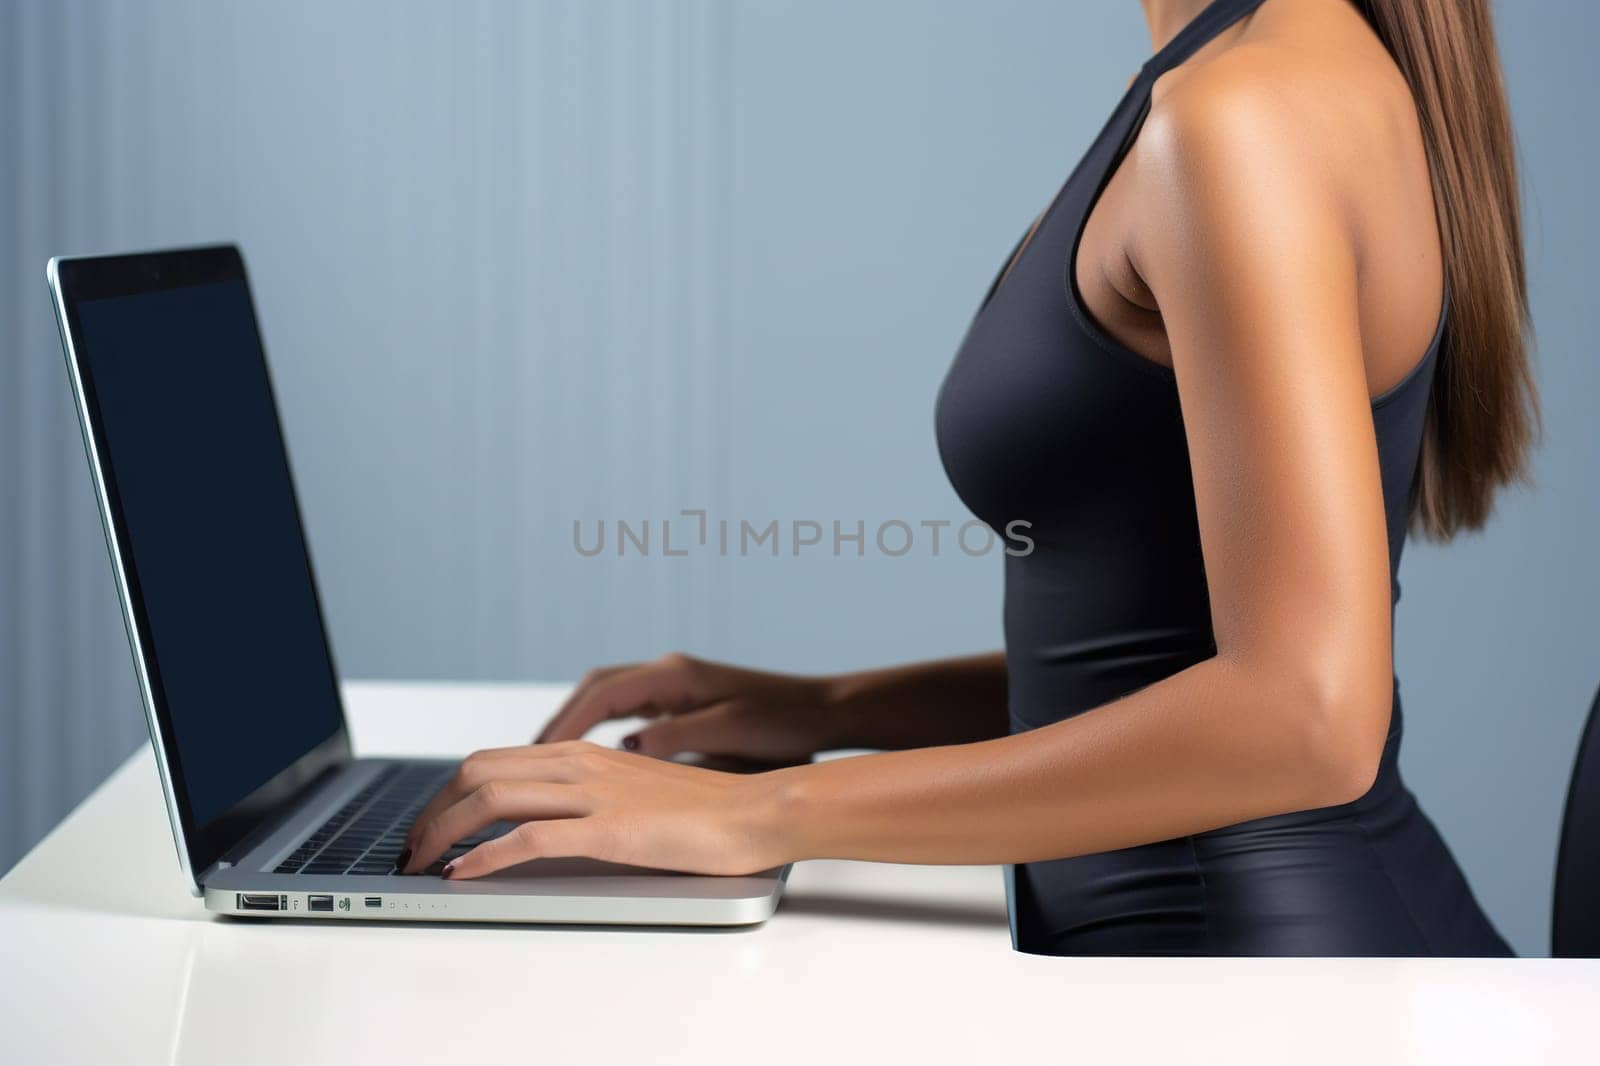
[441,862,457,880]
[394,847,412,871]
[621,734,640,751]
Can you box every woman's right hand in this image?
[535,653,839,763]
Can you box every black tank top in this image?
[936,0,1439,731]
[930,0,1514,958]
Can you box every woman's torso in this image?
[933,0,1509,956]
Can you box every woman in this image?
[401,0,1536,956]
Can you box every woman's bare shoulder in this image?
[1143,34,1408,188]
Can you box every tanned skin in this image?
[402,0,1449,880]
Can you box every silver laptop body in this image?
[47,245,785,925]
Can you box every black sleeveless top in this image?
[934,0,1509,956]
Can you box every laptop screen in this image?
[59,249,348,873]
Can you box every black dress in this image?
[933,0,1511,956]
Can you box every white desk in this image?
[2,681,1596,1065]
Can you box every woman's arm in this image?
[818,652,1010,749]
[532,651,1008,759]
[402,65,1398,879]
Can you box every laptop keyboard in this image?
[273,763,513,877]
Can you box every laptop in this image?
[45,244,787,924]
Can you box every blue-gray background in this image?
[2,0,1594,955]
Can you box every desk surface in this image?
[2,681,1596,1065]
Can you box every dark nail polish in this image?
[394,847,412,871]
[621,734,640,751]
[441,862,456,880]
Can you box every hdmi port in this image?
[238,893,284,912]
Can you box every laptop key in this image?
[277,764,461,876]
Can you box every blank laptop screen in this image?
[75,278,343,828]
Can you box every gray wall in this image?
[1,0,1593,955]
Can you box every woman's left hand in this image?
[399,741,788,879]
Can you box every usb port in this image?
[237,893,284,912]
[307,894,334,912]
[364,896,382,909]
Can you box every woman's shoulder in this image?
[1151,44,1403,176]
[1135,5,1421,199]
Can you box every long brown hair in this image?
[1356,0,1538,539]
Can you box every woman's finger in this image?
[538,655,717,744]
[627,701,748,757]
[628,701,817,762]
[405,780,589,874]
[534,664,635,743]
[444,818,603,880]
[405,743,596,850]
